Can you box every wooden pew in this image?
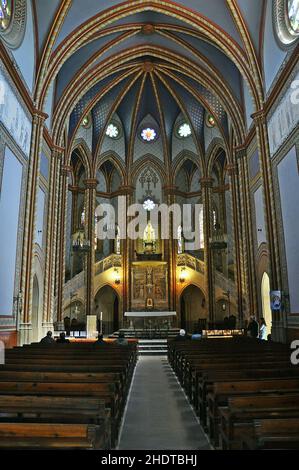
[0,342,138,448]
[242,418,299,450]
[0,423,106,449]
[219,395,299,450]
[207,379,299,444]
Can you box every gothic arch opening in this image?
[261,272,272,338]
[95,285,119,335]
[180,284,207,333]
[32,275,42,342]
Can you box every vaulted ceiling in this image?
[32,0,267,173]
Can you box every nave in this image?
[118,356,210,450]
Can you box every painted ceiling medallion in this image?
[0,0,12,31]
[141,127,157,142]
[178,123,192,138]
[206,114,216,128]
[106,123,119,139]
[0,0,26,49]
[143,199,156,211]
[82,114,91,129]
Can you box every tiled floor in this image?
[118,356,211,450]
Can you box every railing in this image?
[95,254,122,276]
[177,253,205,275]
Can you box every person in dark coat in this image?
[247,316,259,338]
[56,332,70,344]
[174,329,191,341]
[40,331,55,344]
[94,334,106,345]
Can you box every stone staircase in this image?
[138,339,168,356]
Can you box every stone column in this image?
[200,177,214,325]
[119,186,134,318]
[42,146,64,335]
[234,145,257,318]
[19,110,48,345]
[252,110,281,291]
[227,163,244,326]
[55,164,72,329]
[84,179,98,316]
[163,185,176,313]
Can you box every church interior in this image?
[0,0,299,452]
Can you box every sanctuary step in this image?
[138,340,168,356]
[109,328,180,340]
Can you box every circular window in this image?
[106,122,120,139]
[177,122,192,138]
[274,0,299,46]
[206,114,216,128]
[0,0,13,31]
[143,199,156,211]
[140,127,157,142]
[0,0,26,49]
[288,0,299,33]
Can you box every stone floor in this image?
[118,355,211,450]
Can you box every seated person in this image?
[40,331,55,344]
[56,332,70,344]
[191,329,203,340]
[228,314,237,329]
[64,316,71,336]
[116,331,128,346]
[94,333,106,345]
[174,329,191,341]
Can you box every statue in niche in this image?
[143,221,156,254]
[177,225,183,254]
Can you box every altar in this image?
[124,311,177,330]
[125,311,176,317]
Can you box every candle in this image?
[100,312,103,321]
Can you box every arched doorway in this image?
[32,275,42,342]
[180,285,207,333]
[94,286,119,335]
[261,272,272,337]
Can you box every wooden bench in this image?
[219,394,299,450]
[0,423,106,449]
[242,418,299,450]
[207,379,299,444]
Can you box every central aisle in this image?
[118,356,211,450]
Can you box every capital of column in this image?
[226,164,238,176]
[251,109,266,124]
[84,178,98,190]
[119,185,135,196]
[234,145,247,160]
[200,177,214,188]
[32,109,49,125]
[61,165,72,176]
[52,145,65,160]
[163,184,177,195]
[68,185,80,193]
